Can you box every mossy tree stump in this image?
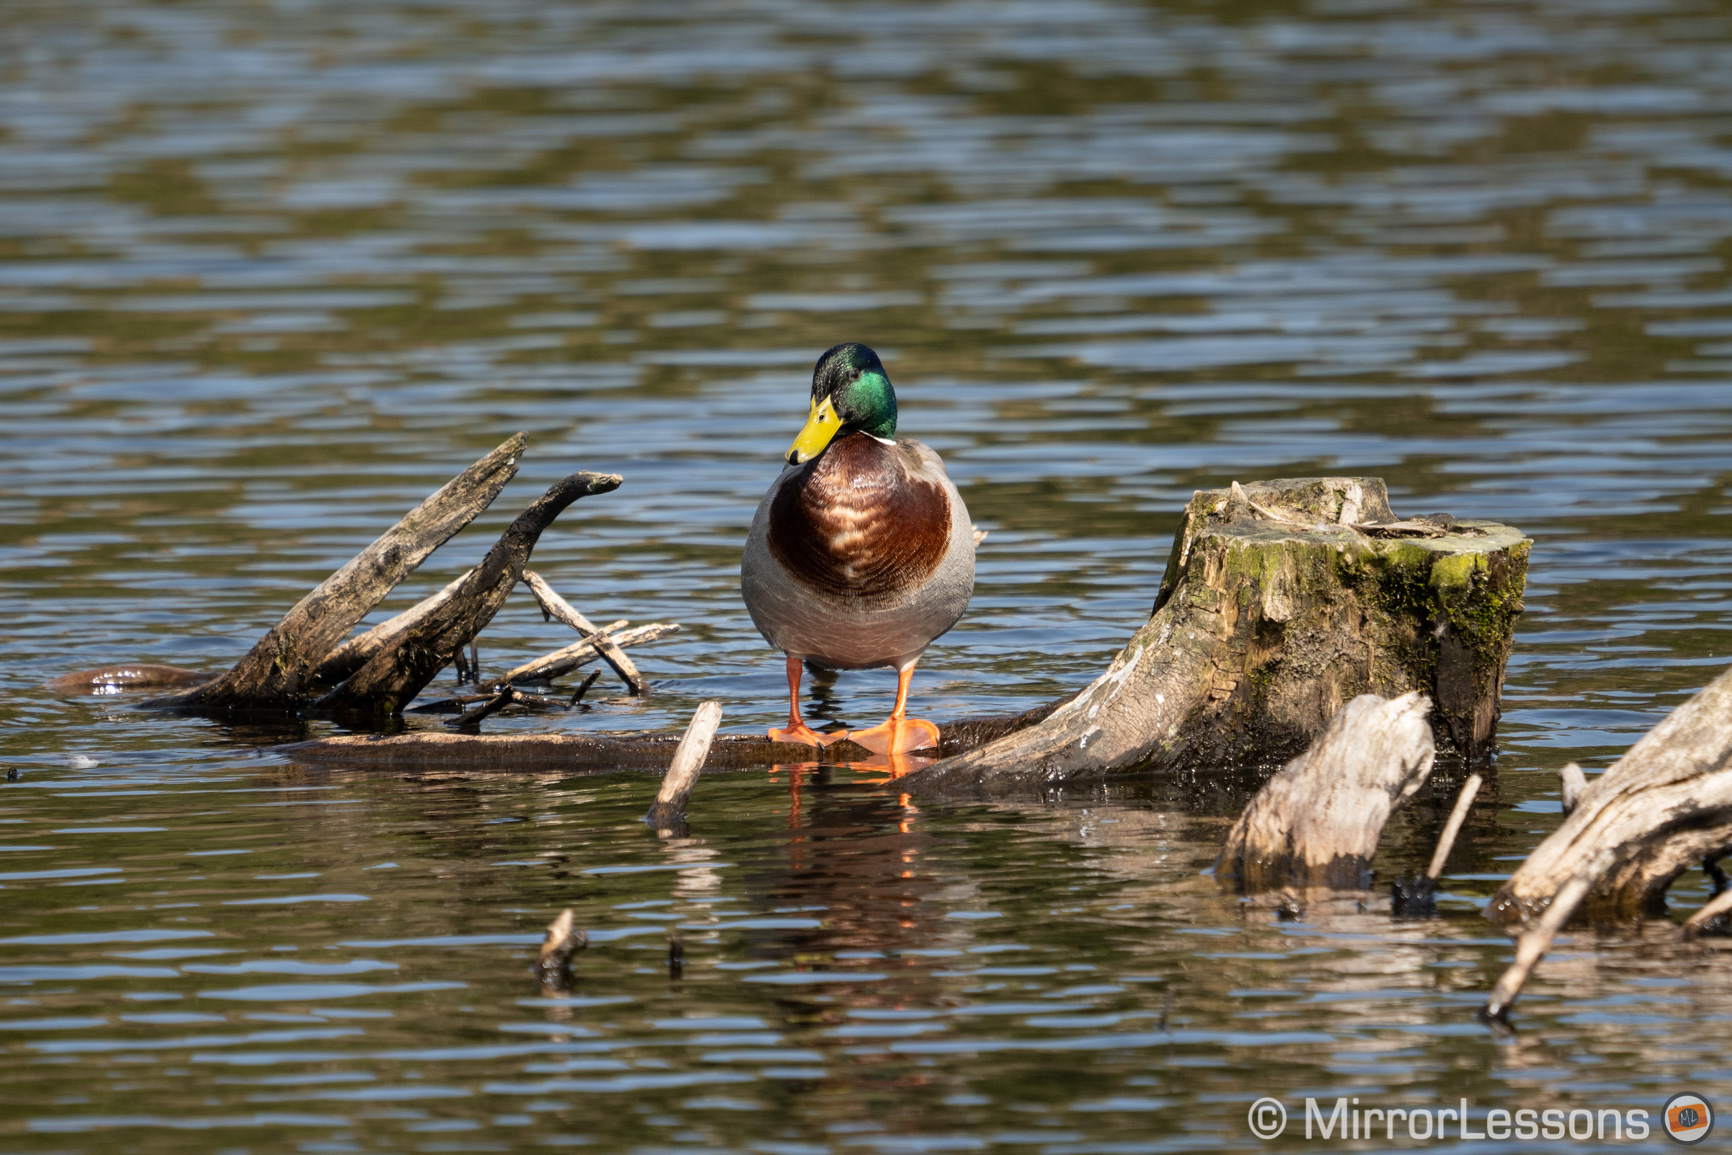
[902,477,1529,792]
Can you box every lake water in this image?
[3,0,1732,1150]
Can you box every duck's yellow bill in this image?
[785,397,841,465]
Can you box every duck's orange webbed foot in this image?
[843,716,941,757]
[768,721,849,748]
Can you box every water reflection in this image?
[3,0,1732,1147]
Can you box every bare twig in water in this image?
[1482,849,1615,1021]
[569,670,602,707]
[522,571,646,694]
[448,685,517,728]
[645,701,722,838]
[488,621,677,688]
[537,909,587,992]
[1426,773,1483,880]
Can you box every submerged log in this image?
[1215,692,1436,891]
[1488,663,1732,926]
[275,707,1047,771]
[902,477,1527,793]
[316,472,621,716]
[46,665,216,696]
[151,434,526,712]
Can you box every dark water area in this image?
[3,0,1732,1150]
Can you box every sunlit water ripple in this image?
[1,0,1731,1150]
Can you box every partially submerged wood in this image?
[152,434,526,712]
[1215,692,1436,891]
[274,706,1049,772]
[537,908,587,993]
[1426,772,1482,880]
[1393,771,1482,916]
[522,571,645,694]
[46,664,215,695]
[1558,762,1587,816]
[1683,886,1732,938]
[903,477,1527,793]
[1481,848,1615,1021]
[316,471,621,716]
[645,701,722,837]
[316,571,471,687]
[1489,663,1732,926]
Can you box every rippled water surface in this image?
[4,0,1732,1149]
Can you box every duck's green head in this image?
[785,342,897,465]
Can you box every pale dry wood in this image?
[316,571,472,687]
[537,908,587,992]
[645,701,723,836]
[316,471,621,715]
[1215,692,1437,891]
[901,477,1527,794]
[1427,773,1483,880]
[1683,887,1732,937]
[154,434,526,711]
[1482,848,1615,1021]
[1489,663,1732,926]
[1559,762,1587,816]
[488,621,673,688]
[521,570,645,693]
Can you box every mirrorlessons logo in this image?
[1246,1094,1715,1143]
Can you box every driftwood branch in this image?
[1489,663,1732,926]
[153,434,526,711]
[901,477,1527,794]
[488,622,675,688]
[316,471,621,715]
[1215,692,1436,891]
[1426,773,1482,880]
[1683,887,1732,937]
[1482,849,1616,1021]
[645,702,722,837]
[522,571,645,693]
[316,571,472,687]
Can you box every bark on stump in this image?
[902,477,1528,793]
[1488,662,1732,927]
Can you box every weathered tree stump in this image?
[147,434,526,712]
[901,477,1528,793]
[316,471,621,716]
[1488,662,1732,927]
[1216,692,1436,891]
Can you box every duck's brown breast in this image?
[766,433,951,602]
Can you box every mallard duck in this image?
[741,343,974,756]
